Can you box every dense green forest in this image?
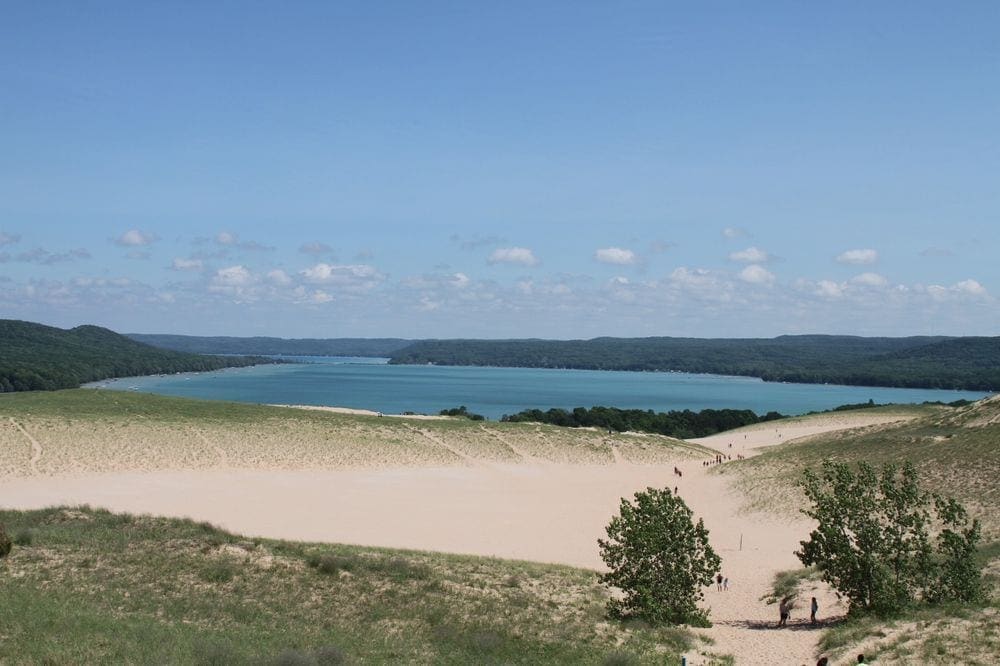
[0,320,271,392]
[388,336,1000,391]
[128,333,411,357]
[501,405,785,439]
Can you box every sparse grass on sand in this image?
[763,556,1000,665]
[0,389,709,477]
[726,399,1000,664]
[718,402,1000,536]
[0,506,710,665]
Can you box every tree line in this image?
[500,405,785,439]
[0,320,272,392]
[387,335,1000,391]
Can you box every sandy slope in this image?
[0,408,914,664]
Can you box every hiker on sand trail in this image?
[778,596,793,627]
[810,596,818,624]
[716,573,723,591]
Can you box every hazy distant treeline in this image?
[0,320,269,392]
[388,335,1000,391]
[128,333,411,358]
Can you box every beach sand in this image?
[0,407,915,664]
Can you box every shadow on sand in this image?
[715,616,845,632]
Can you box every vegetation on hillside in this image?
[387,335,1000,391]
[723,400,1000,537]
[0,320,271,392]
[128,333,412,357]
[502,405,784,439]
[727,400,1000,664]
[0,506,709,664]
[0,390,711,478]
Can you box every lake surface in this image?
[92,357,991,420]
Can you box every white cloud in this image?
[0,231,21,246]
[837,248,878,265]
[669,267,715,287]
[213,265,254,287]
[171,258,203,271]
[116,229,158,247]
[451,272,470,288]
[953,279,987,296]
[266,269,292,286]
[488,247,539,266]
[299,263,385,291]
[216,232,237,245]
[815,280,844,298]
[738,264,775,285]
[728,246,771,263]
[595,247,638,265]
[310,290,333,304]
[851,272,888,287]
[722,227,748,239]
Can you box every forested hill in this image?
[0,320,270,392]
[127,333,411,358]
[387,335,1000,391]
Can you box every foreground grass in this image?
[0,506,713,665]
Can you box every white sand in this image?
[270,404,450,419]
[0,410,913,664]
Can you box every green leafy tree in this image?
[598,487,721,627]
[797,461,982,615]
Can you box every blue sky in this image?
[2,2,998,338]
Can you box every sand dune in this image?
[0,402,918,664]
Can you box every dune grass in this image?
[730,399,1000,664]
[0,506,714,665]
[0,390,710,478]
[719,402,1000,535]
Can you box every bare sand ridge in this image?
[0,403,916,664]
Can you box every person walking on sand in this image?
[723,577,728,591]
[716,573,723,591]
[778,596,793,627]
[810,596,818,624]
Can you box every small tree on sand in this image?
[598,487,721,626]
[797,461,982,616]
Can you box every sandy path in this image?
[676,412,917,665]
[0,410,915,664]
[8,418,43,475]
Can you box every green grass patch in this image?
[760,567,819,605]
[0,506,703,664]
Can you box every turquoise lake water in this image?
[93,357,992,420]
